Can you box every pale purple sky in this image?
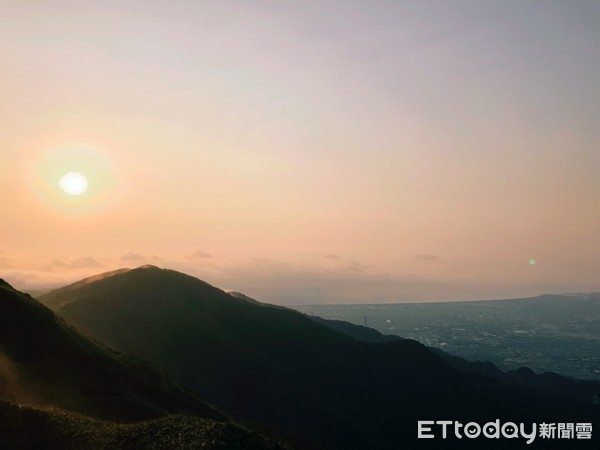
[1,1,599,304]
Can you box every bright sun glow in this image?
[59,172,88,195]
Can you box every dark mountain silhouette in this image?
[40,266,600,449]
[41,268,132,310]
[0,279,284,449]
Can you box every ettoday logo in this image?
[418,420,592,444]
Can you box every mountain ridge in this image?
[0,277,222,421]
[39,266,600,449]
[0,275,288,449]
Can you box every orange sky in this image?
[1,1,599,304]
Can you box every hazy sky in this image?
[1,1,599,304]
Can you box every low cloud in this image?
[121,252,147,262]
[188,250,213,259]
[340,260,369,273]
[42,257,104,272]
[48,259,68,269]
[68,257,104,269]
[210,263,448,305]
[4,252,582,307]
[209,262,539,306]
[323,255,371,273]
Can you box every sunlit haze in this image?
[1,1,599,304]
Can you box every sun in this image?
[59,172,88,196]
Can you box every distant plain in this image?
[295,293,600,381]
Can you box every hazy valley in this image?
[295,294,600,382]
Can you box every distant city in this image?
[295,293,600,381]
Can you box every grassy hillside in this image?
[0,400,286,450]
[0,278,286,449]
[0,278,221,422]
[40,266,600,449]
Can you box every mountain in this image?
[0,400,285,450]
[0,277,220,421]
[0,279,284,449]
[40,268,132,310]
[40,266,600,449]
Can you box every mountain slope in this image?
[0,277,220,422]
[41,266,600,449]
[0,278,286,449]
[310,315,600,404]
[0,400,285,450]
[40,268,132,310]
